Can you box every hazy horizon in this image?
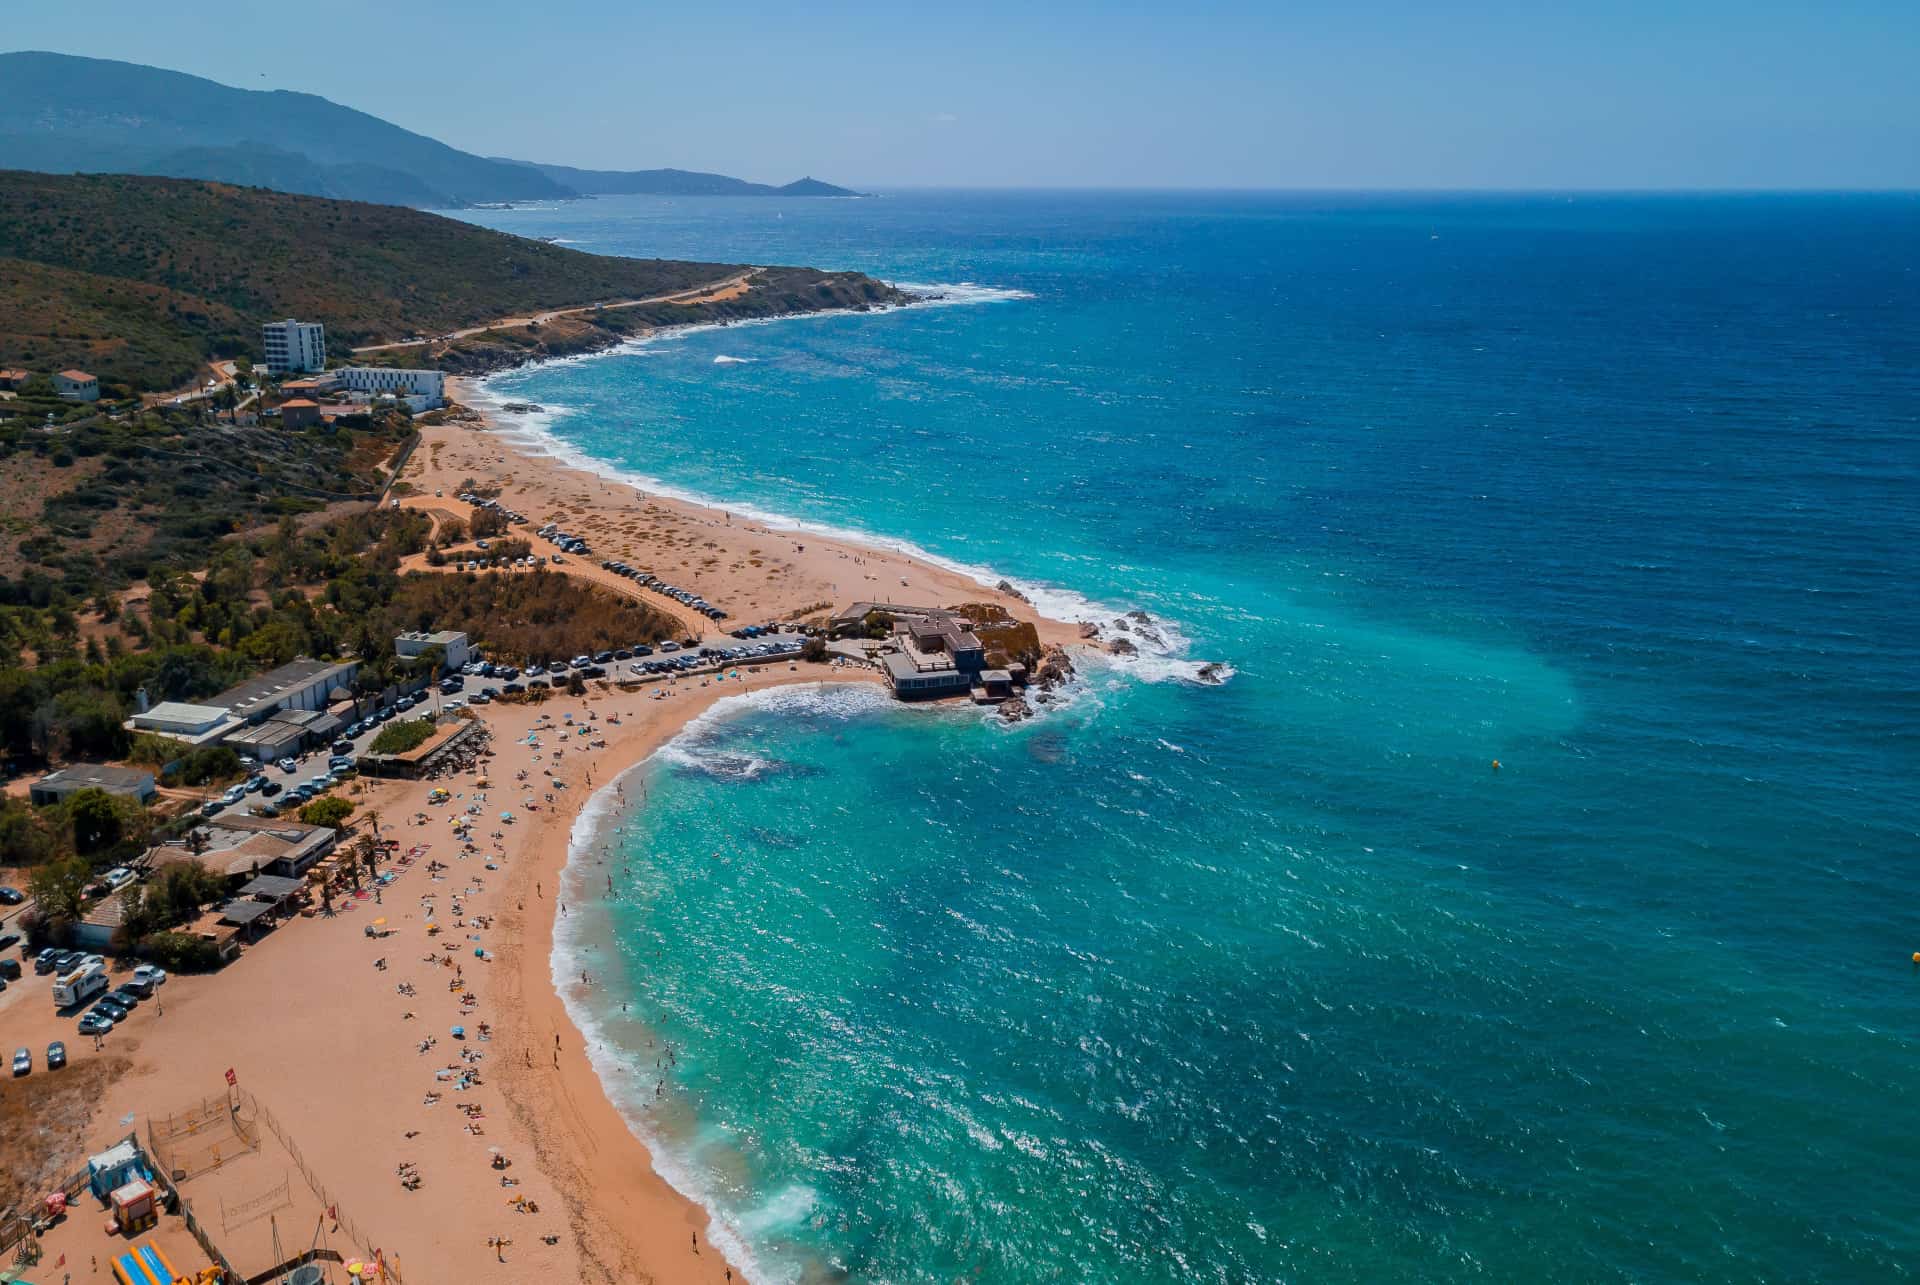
[5,0,1918,191]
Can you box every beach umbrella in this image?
[371,917,387,927]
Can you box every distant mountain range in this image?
[0,52,859,208]
[496,159,856,198]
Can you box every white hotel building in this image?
[262,319,327,374]
[336,366,447,410]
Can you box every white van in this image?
[53,963,108,1008]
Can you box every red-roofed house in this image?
[279,398,322,428]
[54,370,100,402]
[0,369,28,390]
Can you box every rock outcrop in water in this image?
[1108,636,1138,657]
[1078,621,1100,640]
[1195,662,1229,684]
[996,579,1030,604]
[1034,644,1076,689]
[999,697,1033,723]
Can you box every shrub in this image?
[300,796,356,830]
[370,717,435,755]
[142,930,225,973]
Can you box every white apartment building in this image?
[336,366,447,408]
[262,319,327,374]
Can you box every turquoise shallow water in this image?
[455,192,1920,1282]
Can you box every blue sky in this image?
[6,0,1917,188]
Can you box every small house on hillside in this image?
[54,369,100,402]
[0,369,28,390]
[278,398,322,429]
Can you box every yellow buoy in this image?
[1491,760,1501,771]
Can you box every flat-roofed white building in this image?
[263,319,326,374]
[127,701,243,746]
[396,629,471,672]
[336,366,445,408]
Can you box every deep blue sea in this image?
[450,192,1920,1283]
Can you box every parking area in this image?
[198,687,446,823]
[447,624,813,699]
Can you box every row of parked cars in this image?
[32,948,168,1041]
[600,560,729,621]
[537,522,592,558]
[458,492,530,527]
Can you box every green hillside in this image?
[0,170,751,388]
[0,51,572,207]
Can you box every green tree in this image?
[27,856,91,925]
[300,796,356,830]
[65,787,129,854]
[0,797,57,866]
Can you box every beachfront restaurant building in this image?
[881,649,973,699]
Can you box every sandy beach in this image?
[15,380,1080,1284]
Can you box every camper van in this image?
[53,962,108,1009]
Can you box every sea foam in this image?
[474,284,1232,691]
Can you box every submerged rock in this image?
[999,697,1033,723]
[1126,609,1153,624]
[1108,636,1138,657]
[1195,662,1228,684]
[1111,617,1131,632]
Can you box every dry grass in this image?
[0,1054,136,1210]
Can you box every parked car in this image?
[201,800,226,818]
[261,781,282,797]
[133,965,167,989]
[11,1047,29,1076]
[111,984,146,1006]
[0,886,22,905]
[278,757,299,773]
[77,1012,113,1037]
[46,1040,66,1070]
[333,739,354,755]
[0,959,19,981]
[244,775,268,794]
[88,998,128,1025]
[34,948,61,975]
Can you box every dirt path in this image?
[350,269,759,355]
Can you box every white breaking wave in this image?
[476,283,1231,691]
[712,354,757,364]
[550,678,905,1284]
[891,280,1037,307]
